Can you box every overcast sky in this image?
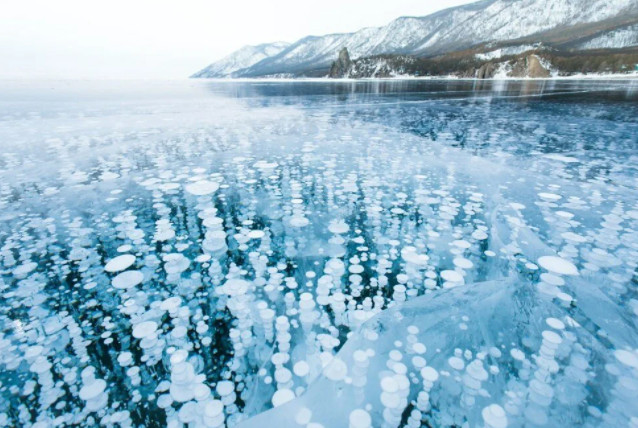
[0,0,474,79]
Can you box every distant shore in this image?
[195,73,638,82]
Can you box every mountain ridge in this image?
[190,42,290,78]
[193,0,638,78]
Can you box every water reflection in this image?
[201,78,638,105]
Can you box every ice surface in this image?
[238,278,612,427]
[0,80,637,427]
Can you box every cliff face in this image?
[508,55,551,78]
[327,49,554,79]
[326,47,638,79]
[471,55,551,78]
[476,63,498,78]
[328,48,353,78]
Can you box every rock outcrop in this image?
[508,55,551,78]
[329,48,353,78]
[471,55,551,79]
[476,63,498,79]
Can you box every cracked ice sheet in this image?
[237,277,622,428]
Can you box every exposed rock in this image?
[347,55,416,78]
[250,45,634,79]
[476,63,498,79]
[329,48,353,78]
[508,55,551,78]
[526,55,551,77]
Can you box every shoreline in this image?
[2,74,636,83]
[193,72,638,83]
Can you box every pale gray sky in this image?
[0,0,475,79]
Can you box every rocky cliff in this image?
[328,48,353,78]
[326,48,638,79]
[508,55,551,78]
[469,55,551,78]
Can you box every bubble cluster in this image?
[0,80,637,427]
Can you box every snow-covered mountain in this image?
[577,23,638,50]
[193,0,638,78]
[191,42,289,78]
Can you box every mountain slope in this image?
[413,0,638,54]
[193,0,638,78]
[576,23,638,49]
[191,42,290,78]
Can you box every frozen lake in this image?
[1,79,638,427]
